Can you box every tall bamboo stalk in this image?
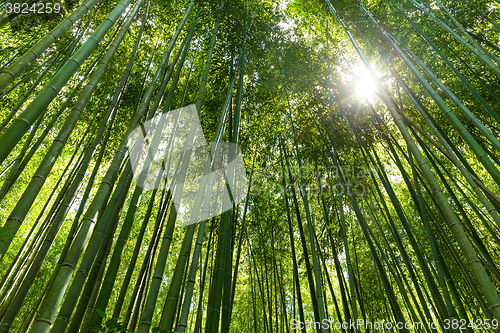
[0,0,99,93]
[0,0,135,166]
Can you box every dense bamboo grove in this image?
[1,0,500,331]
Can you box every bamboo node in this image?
[489,303,500,310]
[45,85,63,96]
[101,181,112,188]
[1,71,16,80]
[33,174,46,181]
[7,216,22,223]
[16,117,31,127]
[56,316,70,323]
[46,32,58,42]
[103,17,114,25]
[27,50,39,60]
[80,3,90,11]
[477,152,487,159]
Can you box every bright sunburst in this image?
[353,65,378,102]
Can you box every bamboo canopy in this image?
[0,0,500,332]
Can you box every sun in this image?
[355,75,377,101]
[352,65,379,102]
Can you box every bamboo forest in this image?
[2,0,500,332]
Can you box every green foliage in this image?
[0,0,500,331]
[87,310,132,333]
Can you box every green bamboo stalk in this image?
[0,56,49,102]
[0,0,139,258]
[222,33,253,327]
[277,257,290,333]
[116,179,168,323]
[417,134,500,285]
[123,191,169,331]
[124,260,151,331]
[384,34,500,187]
[0,51,56,103]
[62,178,130,333]
[263,235,272,333]
[89,175,165,331]
[358,4,500,319]
[28,156,133,333]
[314,161,354,329]
[59,8,149,332]
[107,39,172,319]
[137,2,223,331]
[227,65,252,323]
[0,134,90,310]
[193,219,215,333]
[79,250,109,333]
[0,0,99,93]
[398,42,500,152]
[334,177,359,330]
[9,3,191,328]
[363,198,426,329]
[44,107,117,306]
[389,0,500,127]
[285,91,327,332]
[0,26,85,132]
[334,153,409,331]
[177,153,252,332]
[167,69,236,333]
[413,164,494,318]
[394,76,500,226]
[0,109,46,202]
[249,258,257,333]
[434,0,500,66]
[180,90,237,331]
[250,235,269,333]
[409,0,500,77]
[0,32,42,78]
[349,118,449,324]
[0,155,83,319]
[47,160,137,332]
[408,142,473,332]
[440,41,500,104]
[460,0,500,31]
[313,111,413,329]
[0,53,61,133]
[0,46,104,201]
[269,226,279,332]
[282,140,321,325]
[317,233,344,333]
[0,0,135,166]
[360,10,500,189]
[323,198,353,332]
[380,113,482,324]
[0,127,97,331]
[51,26,163,296]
